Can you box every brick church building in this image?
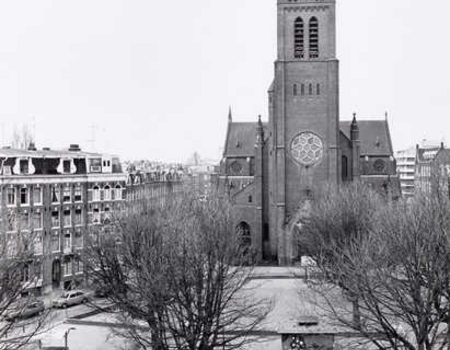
[218,0,399,265]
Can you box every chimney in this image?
[69,144,81,152]
[27,142,37,151]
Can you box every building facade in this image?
[0,144,126,294]
[0,145,187,296]
[396,147,416,198]
[415,143,450,195]
[218,0,399,265]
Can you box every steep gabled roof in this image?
[416,146,450,163]
[340,120,394,156]
[223,122,268,158]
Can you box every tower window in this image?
[301,84,305,96]
[316,83,320,95]
[293,84,298,96]
[309,83,313,95]
[309,17,319,59]
[294,17,305,59]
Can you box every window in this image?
[20,160,29,175]
[74,186,82,202]
[294,17,304,59]
[63,186,71,203]
[63,209,71,227]
[34,233,43,255]
[19,212,29,230]
[74,208,83,226]
[236,222,252,253]
[316,83,320,95]
[20,187,29,205]
[33,187,42,205]
[51,185,60,203]
[104,186,111,201]
[293,84,298,96]
[6,211,16,232]
[309,83,313,95]
[93,208,100,224]
[93,186,100,201]
[63,160,71,174]
[342,156,348,181]
[309,17,319,59]
[301,83,305,96]
[74,228,83,249]
[51,209,60,228]
[74,258,83,274]
[51,231,60,252]
[63,231,71,252]
[248,195,253,203]
[63,259,72,277]
[7,188,16,206]
[21,264,30,282]
[33,211,43,230]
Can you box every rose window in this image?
[373,159,386,173]
[290,132,324,166]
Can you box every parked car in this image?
[5,300,45,322]
[52,290,90,308]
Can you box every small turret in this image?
[256,115,264,144]
[351,113,360,179]
[350,113,359,142]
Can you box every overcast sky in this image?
[0,0,448,162]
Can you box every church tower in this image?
[268,0,340,265]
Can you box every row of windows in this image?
[294,16,319,59]
[90,185,124,202]
[3,184,125,207]
[293,83,321,96]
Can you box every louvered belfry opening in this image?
[309,17,319,59]
[294,17,305,59]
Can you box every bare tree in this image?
[0,211,51,350]
[298,181,450,350]
[11,124,34,150]
[84,192,271,350]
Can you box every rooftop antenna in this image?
[88,124,98,152]
[32,116,36,142]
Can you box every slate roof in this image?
[0,148,106,159]
[224,119,395,158]
[340,120,394,156]
[223,122,268,157]
[416,147,443,163]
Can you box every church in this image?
[218,0,399,265]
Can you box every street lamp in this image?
[63,327,76,349]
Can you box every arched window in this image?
[316,83,320,95]
[293,84,298,96]
[104,185,111,201]
[309,17,319,59]
[342,156,348,181]
[236,222,251,248]
[93,186,100,202]
[115,185,122,200]
[301,83,305,96]
[294,17,305,59]
[309,83,313,95]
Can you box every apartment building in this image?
[126,170,184,210]
[0,144,127,294]
[396,147,416,197]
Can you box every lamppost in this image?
[63,327,76,349]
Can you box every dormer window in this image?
[20,160,29,175]
[63,160,71,174]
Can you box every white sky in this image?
[0,0,448,162]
